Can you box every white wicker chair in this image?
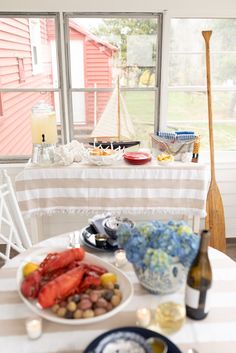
[0,169,32,263]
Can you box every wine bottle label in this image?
[186,285,211,313]
[204,289,211,314]
[185,285,200,309]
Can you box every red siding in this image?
[0,18,53,156]
[0,19,116,155]
[84,40,114,125]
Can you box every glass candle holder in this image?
[114,249,127,267]
[25,317,42,339]
[136,308,152,327]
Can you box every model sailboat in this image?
[90,77,140,149]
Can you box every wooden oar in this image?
[202,30,226,252]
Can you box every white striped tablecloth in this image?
[0,233,236,353]
[15,160,209,219]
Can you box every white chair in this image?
[0,169,32,263]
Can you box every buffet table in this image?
[15,160,209,240]
[0,232,236,353]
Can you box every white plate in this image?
[16,247,133,325]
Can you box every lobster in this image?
[39,247,85,274]
[21,247,85,299]
[38,265,86,308]
[38,263,106,308]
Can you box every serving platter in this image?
[16,247,133,325]
[84,326,181,353]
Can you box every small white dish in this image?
[82,146,123,166]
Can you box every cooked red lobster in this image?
[21,247,85,299]
[38,265,86,308]
[21,247,107,308]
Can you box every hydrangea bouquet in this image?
[117,220,200,293]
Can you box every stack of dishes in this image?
[80,215,134,252]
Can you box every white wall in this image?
[0,0,236,17]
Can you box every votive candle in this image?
[114,249,127,267]
[136,308,152,327]
[25,317,42,339]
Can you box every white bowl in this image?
[17,247,133,325]
[82,147,123,166]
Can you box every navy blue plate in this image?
[84,326,182,353]
[80,225,118,252]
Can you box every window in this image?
[29,18,43,75]
[0,12,162,160]
[167,18,236,151]
[65,13,162,147]
[0,14,62,158]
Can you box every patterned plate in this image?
[84,326,182,353]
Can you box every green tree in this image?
[94,18,158,63]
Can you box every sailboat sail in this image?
[91,84,136,140]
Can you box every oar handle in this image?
[202,30,212,42]
[202,30,216,181]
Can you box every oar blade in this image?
[205,181,226,252]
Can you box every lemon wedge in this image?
[100,272,117,286]
[22,262,39,277]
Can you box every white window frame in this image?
[0,13,65,163]
[29,18,43,75]
[166,17,236,161]
[63,12,164,141]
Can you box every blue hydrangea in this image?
[117,220,200,274]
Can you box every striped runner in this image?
[0,233,236,353]
[15,161,209,218]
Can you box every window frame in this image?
[63,12,163,142]
[167,17,236,153]
[29,18,43,75]
[0,11,164,161]
[0,12,66,162]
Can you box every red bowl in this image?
[123,152,152,165]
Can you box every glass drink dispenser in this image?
[31,101,58,165]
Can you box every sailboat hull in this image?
[89,141,140,149]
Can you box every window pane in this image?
[168,91,236,150]
[68,15,160,146]
[0,17,59,89]
[72,90,155,147]
[0,92,61,156]
[168,18,236,151]
[68,17,158,89]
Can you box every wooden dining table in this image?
[0,231,236,353]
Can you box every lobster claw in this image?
[21,270,42,299]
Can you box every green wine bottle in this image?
[185,230,212,320]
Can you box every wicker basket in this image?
[151,134,196,162]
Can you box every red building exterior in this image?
[0,18,117,155]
